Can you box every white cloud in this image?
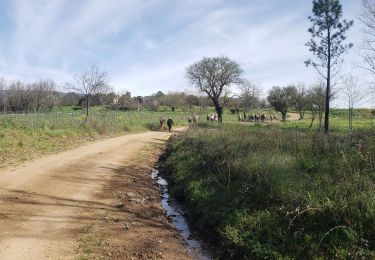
[0,0,364,98]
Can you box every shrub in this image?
[144,122,160,131]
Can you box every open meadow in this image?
[1,106,372,168]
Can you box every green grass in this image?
[0,122,100,168]
[0,106,276,130]
[0,106,252,168]
[282,109,375,133]
[0,108,187,168]
[164,123,375,259]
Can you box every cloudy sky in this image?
[0,0,363,96]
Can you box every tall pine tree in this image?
[305,0,353,133]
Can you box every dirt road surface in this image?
[0,131,192,259]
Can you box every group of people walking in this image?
[158,112,279,132]
[159,116,174,132]
[188,115,200,128]
[238,113,278,122]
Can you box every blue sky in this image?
[0,0,363,96]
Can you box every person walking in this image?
[159,116,165,130]
[167,117,174,132]
[188,115,193,128]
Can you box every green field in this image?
[1,106,374,169]
[0,106,253,129]
[0,108,188,168]
[282,109,375,132]
[0,106,244,168]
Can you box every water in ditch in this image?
[151,169,212,260]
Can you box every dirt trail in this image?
[0,131,191,260]
[287,112,301,121]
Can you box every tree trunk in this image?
[349,108,353,131]
[281,111,287,121]
[299,111,305,120]
[213,99,223,123]
[324,30,331,134]
[217,107,223,123]
[85,96,89,120]
[324,80,330,133]
[319,110,323,129]
[309,109,316,128]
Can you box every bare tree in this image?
[0,77,7,113]
[186,56,243,123]
[186,94,200,110]
[159,92,187,112]
[68,64,110,118]
[198,95,210,112]
[144,97,160,112]
[239,80,261,119]
[307,82,326,129]
[358,0,375,116]
[340,75,368,131]
[30,79,56,112]
[7,81,33,112]
[61,92,81,106]
[358,0,375,76]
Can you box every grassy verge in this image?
[164,123,375,259]
[0,115,163,169]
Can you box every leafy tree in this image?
[267,86,297,121]
[292,84,309,120]
[186,55,243,123]
[154,91,165,98]
[305,0,353,133]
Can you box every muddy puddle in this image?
[151,169,212,260]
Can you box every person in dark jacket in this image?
[167,117,174,132]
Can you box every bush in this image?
[164,124,375,259]
[144,122,160,131]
